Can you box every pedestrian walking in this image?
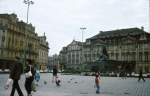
[5,56,24,96]
[119,70,127,80]
[24,59,35,96]
[138,69,145,82]
[94,72,100,94]
[52,65,58,83]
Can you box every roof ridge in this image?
[88,27,147,40]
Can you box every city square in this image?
[0,0,150,96]
[0,73,150,96]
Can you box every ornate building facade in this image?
[0,13,49,70]
[59,27,150,73]
[59,40,83,70]
[48,54,60,71]
[84,27,150,73]
[59,47,67,70]
[38,34,49,71]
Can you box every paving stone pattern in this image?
[0,73,150,96]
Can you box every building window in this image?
[145,66,149,73]
[116,53,119,60]
[2,36,5,42]
[132,52,136,61]
[144,52,149,62]
[139,52,142,61]
[1,51,3,56]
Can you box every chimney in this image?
[141,26,144,31]
[99,31,103,34]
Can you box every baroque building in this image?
[48,54,59,71]
[0,13,49,70]
[59,27,150,73]
[38,34,49,71]
[84,27,150,73]
[59,47,67,70]
[59,40,83,70]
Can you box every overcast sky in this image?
[0,0,149,55]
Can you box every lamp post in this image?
[24,0,34,24]
[80,27,86,71]
[80,27,86,43]
[23,0,34,69]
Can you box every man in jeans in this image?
[9,57,24,96]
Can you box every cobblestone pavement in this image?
[0,73,150,96]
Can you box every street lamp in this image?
[23,0,34,24]
[80,27,86,71]
[23,0,34,69]
[80,27,86,43]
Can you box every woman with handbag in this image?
[24,59,35,96]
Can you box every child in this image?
[35,70,40,86]
[95,74,100,94]
[55,76,61,86]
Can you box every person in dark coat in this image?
[9,57,24,96]
[24,59,35,96]
[138,69,145,82]
[52,65,58,83]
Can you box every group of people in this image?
[4,56,146,96]
[5,57,37,96]
[5,57,61,96]
[5,57,100,95]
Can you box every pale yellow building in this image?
[38,34,49,71]
[0,13,49,70]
